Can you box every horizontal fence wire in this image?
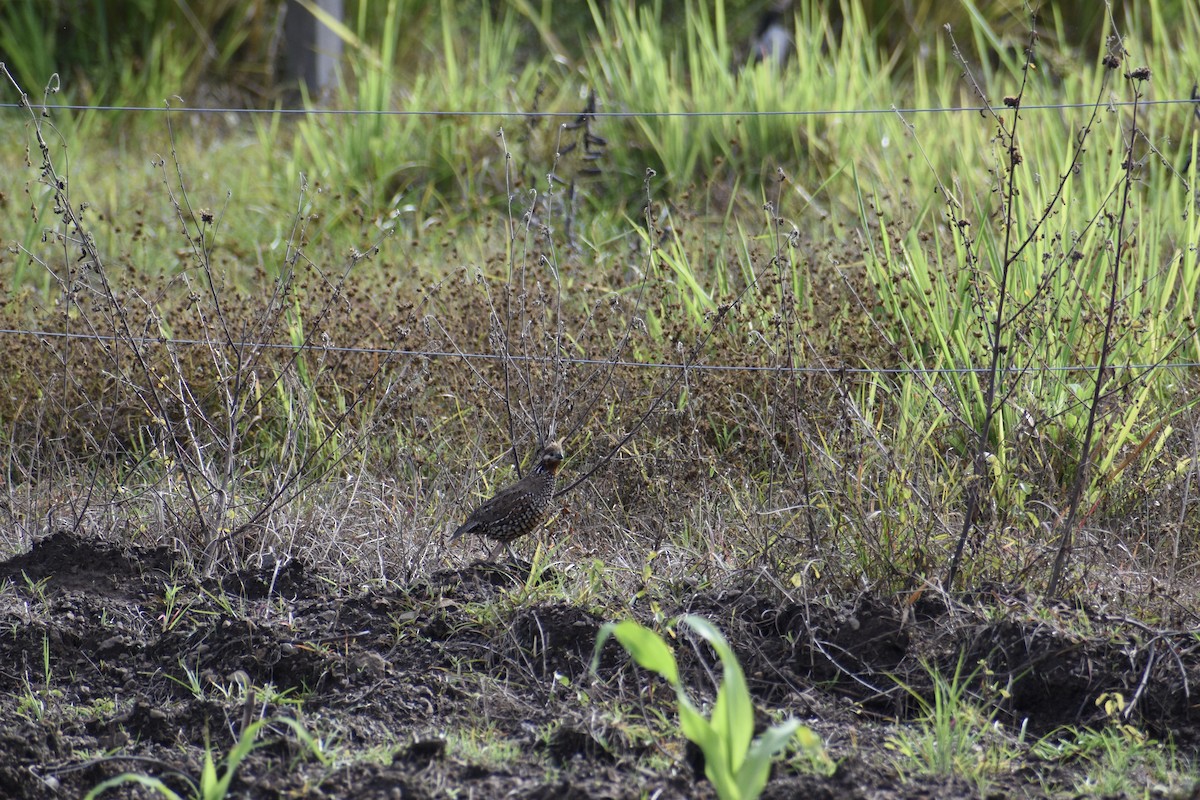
[2,326,1196,377]
[3,98,1196,379]
[1,97,1198,118]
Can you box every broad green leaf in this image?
[594,615,823,800]
[200,747,219,796]
[737,719,805,798]
[592,620,680,685]
[683,615,754,771]
[679,695,740,800]
[711,669,753,774]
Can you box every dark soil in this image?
[1,531,1197,799]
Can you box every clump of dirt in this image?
[0,531,1196,798]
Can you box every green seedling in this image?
[85,716,328,800]
[592,614,820,800]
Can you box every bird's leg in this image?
[485,538,503,561]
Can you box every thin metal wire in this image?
[0,96,1196,118]
[4,96,1196,376]
[2,326,1195,377]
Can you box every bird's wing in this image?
[451,483,530,538]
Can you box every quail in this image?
[452,440,565,556]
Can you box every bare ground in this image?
[1,531,1197,799]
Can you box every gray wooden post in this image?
[284,0,344,96]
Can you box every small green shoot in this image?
[164,662,206,700]
[85,716,329,800]
[592,614,820,800]
[160,583,190,632]
[21,572,51,604]
[886,656,1021,790]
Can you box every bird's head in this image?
[540,440,566,473]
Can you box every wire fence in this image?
[3,326,1197,378]
[1,96,1199,118]
[3,93,1198,382]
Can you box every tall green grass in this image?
[0,0,266,114]
[295,0,555,207]
[582,0,896,186]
